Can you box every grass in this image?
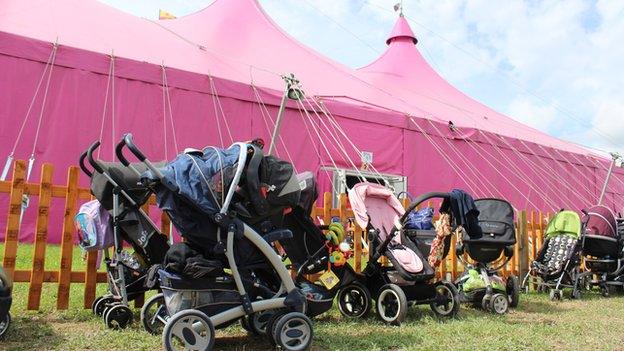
[2,245,624,350]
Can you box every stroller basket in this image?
[158,270,240,317]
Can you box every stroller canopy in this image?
[348,183,423,274]
[471,198,516,246]
[585,205,618,238]
[545,210,581,239]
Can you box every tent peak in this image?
[386,14,417,45]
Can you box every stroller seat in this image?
[533,235,577,276]
[350,183,430,279]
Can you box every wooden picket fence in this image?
[1,160,550,311]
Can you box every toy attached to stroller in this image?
[455,197,519,314]
[576,205,624,297]
[521,210,582,300]
[78,141,170,329]
[348,184,460,326]
[122,134,313,351]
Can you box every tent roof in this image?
[0,0,592,156]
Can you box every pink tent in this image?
[0,0,622,242]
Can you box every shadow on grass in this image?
[1,315,64,351]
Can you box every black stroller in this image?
[522,210,582,300]
[348,184,460,326]
[79,141,170,329]
[455,198,519,314]
[0,267,12,338]
[576,205,624,297]
[122,134,313,351]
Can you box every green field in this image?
[1,244,624,350]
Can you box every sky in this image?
[98,0,624,156]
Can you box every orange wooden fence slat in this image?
[57,166,80,310]
[3,160,26,279]
[27,163,54,310]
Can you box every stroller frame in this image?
[80,141,167,329]
[118,134,310,351]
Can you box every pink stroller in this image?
[348,183,460,325]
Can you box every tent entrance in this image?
[322,167,407,207]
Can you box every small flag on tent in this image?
[393,3,401,12]
[159,9,177,20]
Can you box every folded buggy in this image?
[78,141,170,329]
[521,210,582,300]
[576,205,624,297]
[455,197,519,314]
[121,134,313,351]
[348,184,460,326]
[0,267,12,338]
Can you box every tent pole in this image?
[598,152,620,205]
[268,74,302,156]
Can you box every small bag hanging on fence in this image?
[74,200,113,252]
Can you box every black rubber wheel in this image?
[549,289,562,301]
[162,310,215,351]
[481,295,491,310]
[376,284,408,326]
[93,296,115,317]
[104,304,133,330]
[273,312,313,351]
[141,293,167,335]
[248,310,275,336]
[490,293,509,315]
[0,313,10,339]
[266,309,288,346]
[337,282,372,319]
[507,276,520,308]
[571,289,581,300]
[430,281,460,318]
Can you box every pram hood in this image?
[348,183,423,274]
[545,210,581,239]
[468,198,516,246]
[584,205,618,238]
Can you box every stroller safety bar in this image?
[121,133,165,180]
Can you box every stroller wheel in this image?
[266,309,288,346]
[549,289,562,301]
[571,289,581,300]
[506,276,520,308]
[600,286,611,297]
[429,281,460,318]
[337,282,372,319]
[162,309,215,351]
[104,304,133,330]
[93,296,115,317]
[490,293,509,315]
[248,310,275,336]
[481,295,491,310]
[141,293,167,335]
[376,284,407,326]
[0,313,10,339]
[272,312,313,351]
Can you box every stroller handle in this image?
[400,191,450,224]
[86,141,105,174]
[121,133,165,180]
[78,149,93,177]
[115,136,143,176]
[123,133,147,162]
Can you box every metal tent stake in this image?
[598,152,621,205]
[267,73,303,156]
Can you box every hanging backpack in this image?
[75,200,113,252]
[405,207,434,230]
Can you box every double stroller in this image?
[347,183,460,325]
[522,210,582,300]
[455,197,519,314]
[78,141,170,329]
[120,134,313,351]
[576,205,624,297]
